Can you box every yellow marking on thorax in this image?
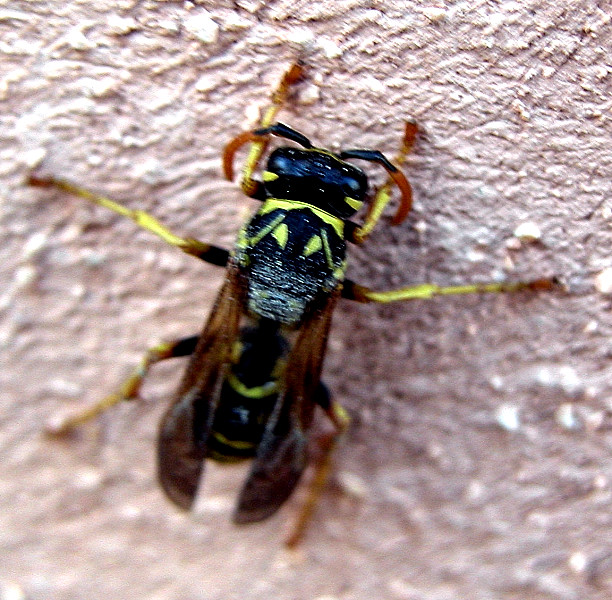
[258,198,344,239]
[303,234,323,257]
[320,229,335,270]
[271,223,289,249]
[332,259,347,281]
[246,213,285,247]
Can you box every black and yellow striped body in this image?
[204,320,286,461]
[233,199,347,327]
[231,145,368,327]
[204,319,329,462]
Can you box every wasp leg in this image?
[342,276,557,303]
[222,62,304,198]
[46,336,199,436]
[27,175,230,267]
[285,385,351,548]
[352,120,418,244]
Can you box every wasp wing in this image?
[234,288,341,523]
[157,268,243,510]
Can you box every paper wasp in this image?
[28,63,554,546]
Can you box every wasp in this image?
[28,63,554,546]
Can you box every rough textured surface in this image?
[2,1,612,599]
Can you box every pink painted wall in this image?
[3,2,612,598]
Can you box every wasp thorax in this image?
[264,147,368,219]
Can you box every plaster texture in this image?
[2,1,612,599]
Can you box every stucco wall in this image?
[2,1,612,599]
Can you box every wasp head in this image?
[263,147,368,219]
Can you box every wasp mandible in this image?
[28,63,554,546]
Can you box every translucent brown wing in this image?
[157,268,243,510]
[233,288,341,523]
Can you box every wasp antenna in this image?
[223,123,313,183]
[339,149,395,171]
[339,149,413,225]
[254,122,313,148]
[387,168,412,225]
[222,131,263,181]
[388,121,418,224]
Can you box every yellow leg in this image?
[27,175,228,265]
[353,120,417,243]
[344,276,557,304]
[46,337,198,436]
[222,62,304,195]
[285,401,350,548]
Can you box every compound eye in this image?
[267,149,297,176]
[343,175,366,200]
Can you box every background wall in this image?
[2,1,612,599]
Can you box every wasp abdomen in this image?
[206,383,278,461]
[204,322,286,461]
